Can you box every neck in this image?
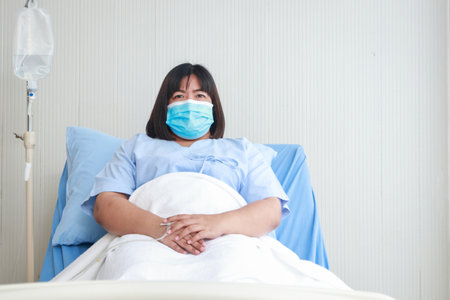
[174,132,211,147]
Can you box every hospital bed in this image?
[0,127,394,299]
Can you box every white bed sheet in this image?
[35,172,394,299]
[51,172,347,289]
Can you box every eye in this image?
[196,92,209,99]
[172,93,184,99]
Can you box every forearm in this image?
[220,197,281,237]
[94,192,165,239]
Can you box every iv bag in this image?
[13,1,54,81]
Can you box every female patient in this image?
[85,63,289,256]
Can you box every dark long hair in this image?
[146,63,225,140]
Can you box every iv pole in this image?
[15,80,37,282]
[24,81,36,283]
[13,0,52,282]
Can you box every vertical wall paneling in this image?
[0,0,5,247]
[0,0,5,245]
[33,0,83,281]
[447,2,450,299]
[2,0,29,281]
[0,1,448,299]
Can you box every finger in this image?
[167,231,200,253]
[191,239,206,252]
[183,234,205,252]
[176,239,202,255]
[182,233,205,251]
[166,214,193,222]
[177,225,204,241]
[190,231,208,245]
[173,232,205,253]
[190,233,206,246]
[164,240,188,255]
[169,219,200,233]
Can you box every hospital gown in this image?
[81,134,289,217]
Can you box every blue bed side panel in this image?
[268,144,329,269]
[39,144,328,281]
[39,164,90,281]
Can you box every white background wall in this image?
[0,1,448,299]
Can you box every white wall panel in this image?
[1,0,30,282]
[0,1,448,299]
[0,0,4,246]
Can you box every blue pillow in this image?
[253,143,278,164]
[51,127,124,246]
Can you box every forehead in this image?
[179,75,202,90]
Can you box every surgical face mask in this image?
[166,99,214,140]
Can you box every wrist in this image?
[216,212,232,236]
[144,215,167,239]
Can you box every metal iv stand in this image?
[14,80,37,282]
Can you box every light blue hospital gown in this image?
[81,134,289,217]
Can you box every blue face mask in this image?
[166,99,214,140]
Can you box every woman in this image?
[83,63,289,256]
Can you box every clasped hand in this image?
[157,214,225,255]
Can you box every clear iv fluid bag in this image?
[14,55,52,81]
[13,3,54,81]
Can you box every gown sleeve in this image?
[239,138,290,218]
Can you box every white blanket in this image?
[52,172,350,290]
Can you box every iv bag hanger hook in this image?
[24,0,37,8]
